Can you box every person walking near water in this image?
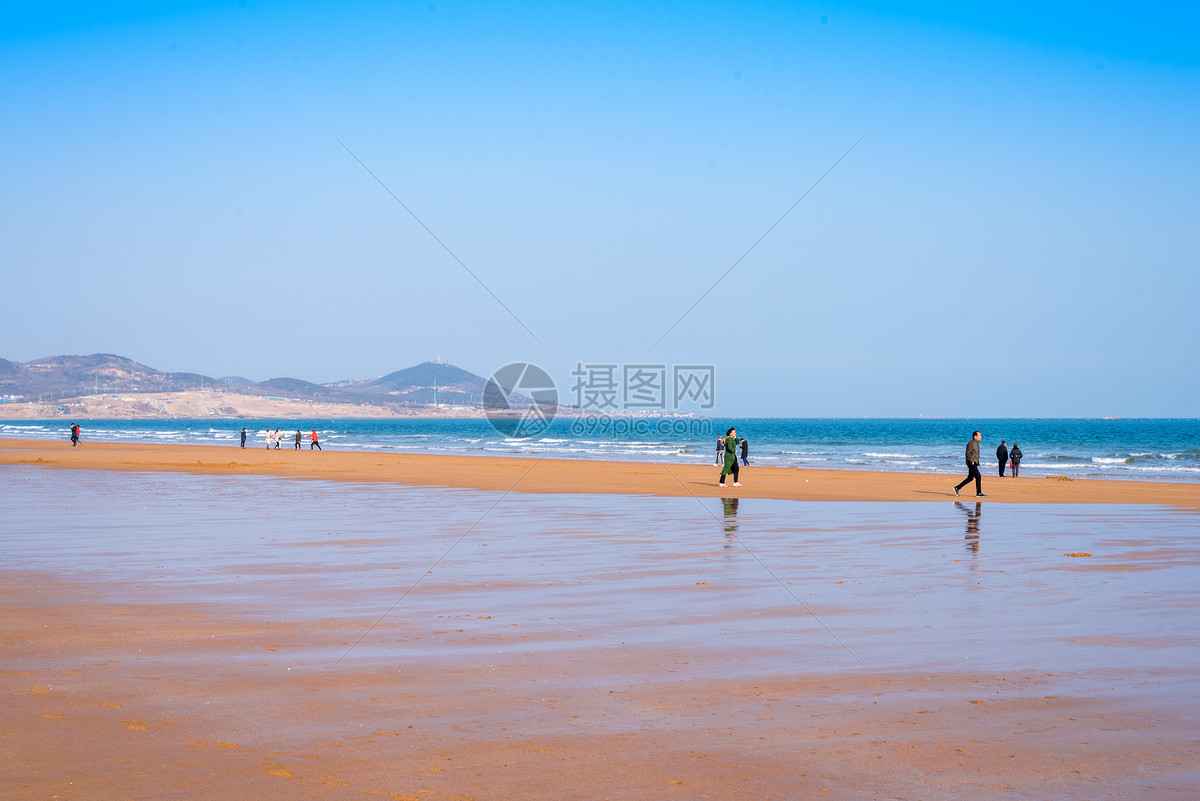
[715,436,724,465]
[953,431,986,497]
[272,428,282,449]
[718,427,741,487]
[997,440,1009,477]
[740,438,749,467]
[263,429,272,449]
[70,423,80,446]
[309,430,322,450]
[1010,443,1023,477]
[294,430,303,450]
[240,428,247,448]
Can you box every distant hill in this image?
[0,354,489,409]
[241,377,370,404]
[333,361,485,406]
[0,354,222,400]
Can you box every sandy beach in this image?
[2,438,1199,508]
[3,444,1198,799]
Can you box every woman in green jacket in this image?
[718,427,742,487]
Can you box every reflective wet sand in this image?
[3,467,1198,799]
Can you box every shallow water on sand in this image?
[3,466,1197,680]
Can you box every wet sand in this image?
[3,467,1198,799]
[2,438,1199,508]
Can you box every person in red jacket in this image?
[309,430,322,450]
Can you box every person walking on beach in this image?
[240,428,247,448]
[740,437,749,467]
[718,427,741,487]
[70,423,80,447]
[953,431,986,497]
[294,430,303,450]
[1010,443,1023,477]
[997,440,1009,477]
[272,428,282,449]
[263,429,272,449]
[309,430,322,450]
[715,436,724,465]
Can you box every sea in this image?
[3,417,1198,482]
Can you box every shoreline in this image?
[3,438,1198,508]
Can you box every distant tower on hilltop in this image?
[433,354,444,365]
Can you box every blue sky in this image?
[3,1,1197,416]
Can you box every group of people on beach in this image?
[240,427,322,450]
[710,426,1027,497]
[69,423,81,446]
[715,434,749,466]
[954,431,1023,497]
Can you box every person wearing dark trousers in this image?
[240,428,247,448]
[997,440,1009,477]
[740,438,749,467]
[309,430,322,450]
[294,430,303,450]
[718,427,741,487]
[953,431,986,497]
[1010,443,1023,477]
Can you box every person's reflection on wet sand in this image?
[955,501,982,553]
[721,497,740,541]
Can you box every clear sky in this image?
[3,1,1197,416]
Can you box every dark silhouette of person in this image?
[294,430,303,450]
[997,440,1009,477]
[240,428,247,448]
[70,423,80,446]
[955,501,982,553]
[953,431,985,497]
[740,438,749,466]
[721,497,739,535]
[1010,443,1023,477]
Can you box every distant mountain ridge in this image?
[0,354,487,407]
[330,361,485,406]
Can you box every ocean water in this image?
[2,417,1198,481]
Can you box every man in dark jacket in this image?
[953,431,986,497]
[1010,444,1023,477]
[997,440,1009,477]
